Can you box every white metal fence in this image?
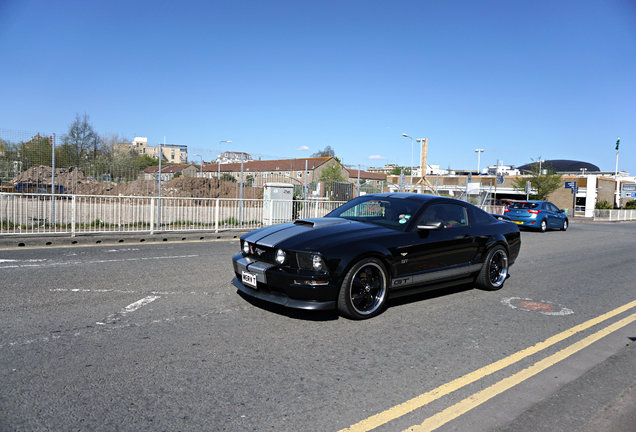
[7,193,627,237]
[593,209,636,222]
[0,193,346,236]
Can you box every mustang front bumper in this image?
[232,254,338,311]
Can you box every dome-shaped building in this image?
[517,160,600,173]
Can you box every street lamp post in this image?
[475,148,484,174]
[193,153,203,177]
[402,133,414,185]
[217,140,232,179]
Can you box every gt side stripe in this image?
[338,299,636,432]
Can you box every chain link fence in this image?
[0,128,263,199]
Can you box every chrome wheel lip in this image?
[488,250,508,288]
[349,262,387,315]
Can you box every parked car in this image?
[504,201,568,232]
[232,193,521,319]
[486,198,514,207]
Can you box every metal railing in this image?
[0,193,346,236]
[593,209,636,222]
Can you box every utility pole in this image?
[157,139,163,231]
[50,134,56,227]
[615,136,620,176]
[239,153,244,225]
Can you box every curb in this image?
[0,231,249,248]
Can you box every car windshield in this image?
[509,202,539,209]
[327,196,420,230]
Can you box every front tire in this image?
[561,219,568,231]
[476,245,509,291]
[337,258,388,319]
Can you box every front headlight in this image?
[312,255,325,271]
[275,249,286,265]
[242,241,250,254]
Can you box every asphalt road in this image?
[1,222,635,432]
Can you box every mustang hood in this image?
[242,217,394,251]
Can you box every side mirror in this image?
[417,221,444,230]
[557,209,564,213]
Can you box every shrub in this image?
[595,200,613,209]
[624,200,636,209]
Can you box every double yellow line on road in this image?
[339,299,636,432]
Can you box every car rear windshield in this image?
[509,202,539,209]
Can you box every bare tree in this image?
[60,113,102,167]
[311,146,336,157]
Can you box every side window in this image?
[416,204,468,228]
[469,206,495,225]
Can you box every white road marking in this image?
[105,248,140,253]
[0,254,198,269]
[96,295,160,325]
[1,302,249,349]
[49,288,213,296]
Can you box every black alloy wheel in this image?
[338,258,388,319]
[476,245,509,291]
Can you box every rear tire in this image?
[337,258,388,319]
[539,219,547,232]
[476,245,508,291]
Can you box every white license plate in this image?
[242,271,257,288]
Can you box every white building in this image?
[216,151,253,164]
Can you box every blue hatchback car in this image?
[504,201,568,232]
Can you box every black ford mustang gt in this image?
[232,193,521,319]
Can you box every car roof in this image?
[361,193,466,205]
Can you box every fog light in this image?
[275,249,286,265]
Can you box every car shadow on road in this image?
[236,290,340,321]
[386,283,475,310]
[237,283,477,321]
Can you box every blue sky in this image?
[1,0,635,173]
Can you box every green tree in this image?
[512,161,562,200]
[389,166,410,175]
[319,162,346,198]
[21,134,52,167]
[133,154,159,171]
[221,173,236,182]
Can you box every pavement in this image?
[0,230,248,248]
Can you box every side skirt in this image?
[389,276,476,299]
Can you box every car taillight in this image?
[528,209,541,214]
[504,209,510,213]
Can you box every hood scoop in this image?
[293,217,349,228]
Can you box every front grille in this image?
[244,243,276,264]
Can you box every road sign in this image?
[620,183,636,198]
[565,181,576,189]
[570,186,578,194]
